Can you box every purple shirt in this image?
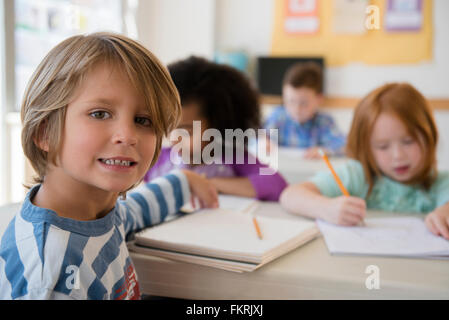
[144,147,288,201]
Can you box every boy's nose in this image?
[113,122,138,146]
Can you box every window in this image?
[1,0,125,205]
[15,0,123,110]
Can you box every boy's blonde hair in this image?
[21,32,181,185]
[346,83,438,194]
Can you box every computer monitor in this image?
[256,56,325,96]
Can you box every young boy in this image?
[263,62,346,158]
[0,33,218,300]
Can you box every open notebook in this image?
[129,196,319,272]
[317,217,449,259]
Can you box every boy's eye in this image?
[135,116,152,127]
[90,110,110,120]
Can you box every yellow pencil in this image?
[318,149,349,196]
[245,202,263,240]
[252,217,263,240]
[319,149,365,226]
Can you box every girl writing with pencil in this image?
[280,83,449,240]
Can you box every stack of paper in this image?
[129,196,319,272]
[317,217,449,259]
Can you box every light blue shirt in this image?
[309,159,449,213]
[263,107,346,155]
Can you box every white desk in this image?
[130,202,449,300]
[249,146,349,184]
[2,201,448,300]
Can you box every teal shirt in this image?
[309,159,449,213]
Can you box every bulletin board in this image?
[271,0,433,66]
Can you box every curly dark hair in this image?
[167,56,261,135]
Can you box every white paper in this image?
[317,217,449,257]
[217,194,258,213]
[136,208,318,261]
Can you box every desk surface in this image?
[250,146,349,184]
[130,202,449,300]
[2,200,448,300]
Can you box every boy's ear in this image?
[34,122,49,152]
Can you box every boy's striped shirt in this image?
[0,170,190,300]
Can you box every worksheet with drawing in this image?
[317,217,449,258]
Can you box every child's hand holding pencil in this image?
[318,149,366,226]
[325,196,366,226]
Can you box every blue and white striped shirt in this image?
[264,107,346,155]
[0,170,190,300]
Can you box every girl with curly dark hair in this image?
[144,56,287,201]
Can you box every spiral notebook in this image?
[129,196,319,272]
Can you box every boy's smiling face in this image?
[51,63,157,194]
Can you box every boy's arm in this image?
[121,170,190,236]
[120,169,218,237]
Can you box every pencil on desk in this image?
[252,217,263,240]
[244,202,263,240]
[318,149,349,196]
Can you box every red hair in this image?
[346,83,438,194]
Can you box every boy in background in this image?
[264,62,346,158]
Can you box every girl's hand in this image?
[425,209,449,240]
[325,196,366,226]
[182,170,219,209]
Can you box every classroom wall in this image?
[135,0,215,65]
[215,0,449,99]
[215,0,449,170]
[135,0,449,98]
[133,0,449,170]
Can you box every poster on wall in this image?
[284,0,320,34]
[385,0,423,32]
[332,0,369,35]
